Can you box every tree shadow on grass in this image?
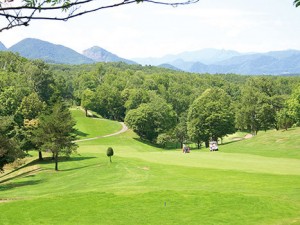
[0,157,40,179]
[0,166,43,184]
[133,137,196,151]
[37,156,97,165]
[74,130,89,138]
[221,138,245,146]
[0,156,97,182]
[133,137,160,149]
[59,163,101,172]
[36,156,99,171]
[0,179,43,192]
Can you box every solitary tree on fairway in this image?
[107,147,114,163]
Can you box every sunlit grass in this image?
[221,128,300,159]
[1,111,300,225]
[71,108,122,139]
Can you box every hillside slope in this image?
[221,128,300,159]
[0,111,299,225]
[9,38,94,64]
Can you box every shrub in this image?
[106,147,114,163]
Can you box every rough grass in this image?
[0,111,300,225]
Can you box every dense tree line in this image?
[50,61,300,147]
[1,52,300,170]
[0,52,77,171]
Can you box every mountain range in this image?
[1,38,300,75]
[0,38,135,65]
[135,49,300,75]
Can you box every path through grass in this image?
[1,110,299,225]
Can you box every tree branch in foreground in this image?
[0,0,199,32]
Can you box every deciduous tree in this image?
[94,84,125,121]
[17,92,46,120]
[173,112,188,149]
[29,60,55,104]
[81,89,95,117]
[187,88,235,147]
[276,108,294,130]
[0,116,24,171]
[287,85,300,125]
[125,95,177,142]
[235,78,287,134]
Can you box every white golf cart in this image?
[209,141,218,151]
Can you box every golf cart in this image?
[209,141,218,151]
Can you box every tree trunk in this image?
[55,153,58,171]
[38,151,43,161]
[109,156,112,163]
[205,140,209,148]
[85,108,88,117]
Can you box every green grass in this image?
[0,111,300,225]
[221,128,300,159]
[70,108,122,139]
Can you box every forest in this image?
[1,51,300,170]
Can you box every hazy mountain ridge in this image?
[158,63,181,71]
[135,49,300,75]
[1,38,300,75]
[134,48,241,65]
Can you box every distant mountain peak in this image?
[9,38,94,64]
[83,46,136,64]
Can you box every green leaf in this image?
[294,0,300,7]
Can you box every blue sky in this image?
[1,0,300,59]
